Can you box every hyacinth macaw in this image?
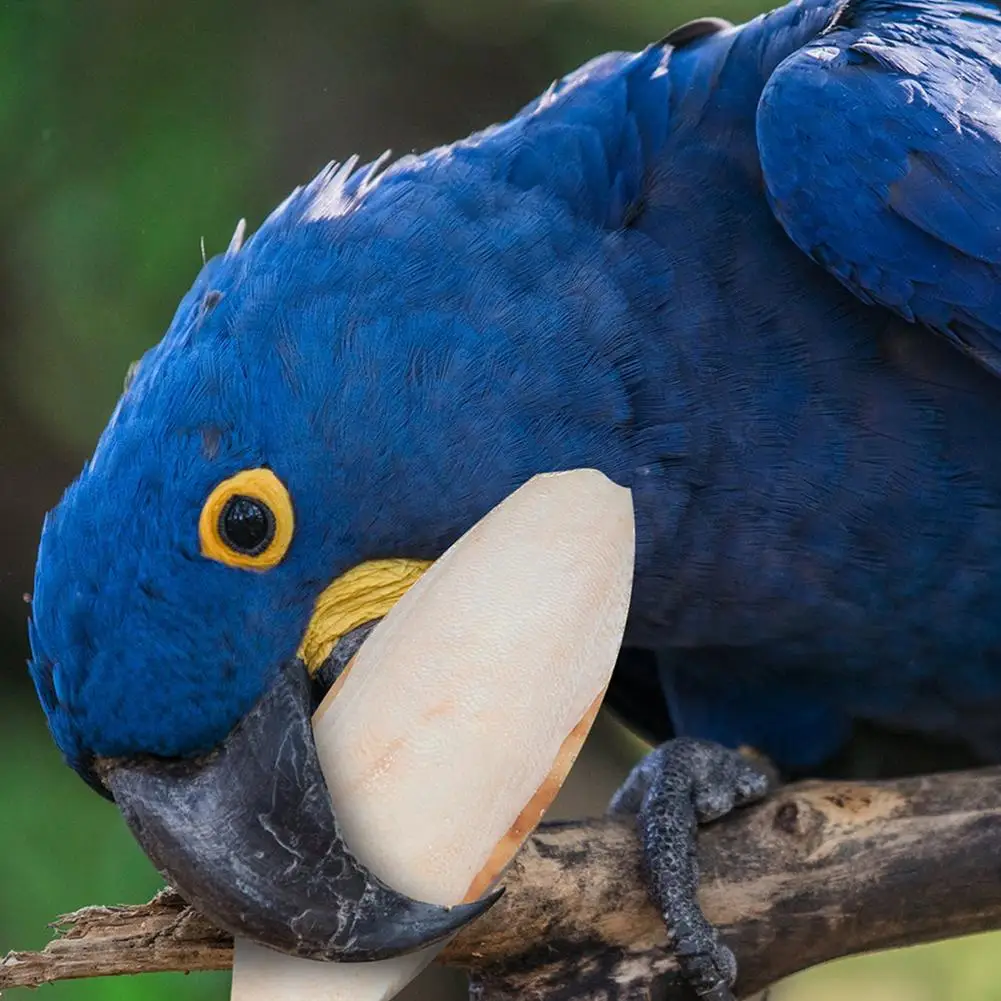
[28,1,1001,997]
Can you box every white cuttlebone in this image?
[231,469,635,1001]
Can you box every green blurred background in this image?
[1,2,998,999]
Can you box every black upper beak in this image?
[102,661,499,961]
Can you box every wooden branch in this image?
[4,769,1001,1000]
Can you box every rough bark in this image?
[3,769,1001,1000]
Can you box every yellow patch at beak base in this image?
[297,559,431,674]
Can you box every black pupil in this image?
[220,495,275,556]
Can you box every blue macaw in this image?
[28,0,1001,997]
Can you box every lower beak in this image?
[101,660,498,962]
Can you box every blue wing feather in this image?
[757,0,1001,377]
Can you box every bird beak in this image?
[99,649,497,962]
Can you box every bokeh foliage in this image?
[1,3,998,1000]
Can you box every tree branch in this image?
[3,769,1001,1000]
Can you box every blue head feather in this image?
[29,47,679,775]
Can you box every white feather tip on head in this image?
[302,150,392,223]
[226,217,247,256]
[302,155,361,222]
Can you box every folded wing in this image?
[757,0,1001,378]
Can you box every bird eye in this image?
[199,469,294,571]
[220,496,275,555]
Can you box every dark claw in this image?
[699,983,741,1001]
[609,737,772,1001]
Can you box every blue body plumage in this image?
[30,0,1001,783]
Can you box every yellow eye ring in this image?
[199,468,294,571]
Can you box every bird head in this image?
[27,48,654,965]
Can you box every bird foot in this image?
[608,738,772,1001]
